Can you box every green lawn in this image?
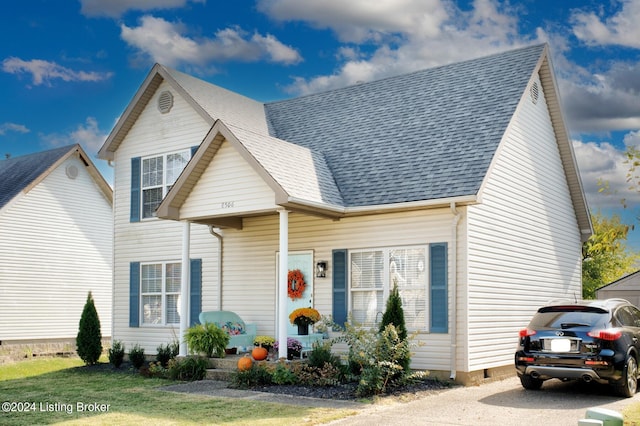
[0,358,357,425]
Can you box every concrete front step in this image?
[204,353,306,381]
[205,353,250,381]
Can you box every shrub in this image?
[296,363,344,387]
[308,341,344,369]
[76,292,102,365]
[129,344,146,369]
[156,341,179,367]
[320,316,414,397]
[108,340,125,368]
[231,363,273,387]
[355,324,409,397]
[185,323,229,358]
[167,357,208,381]
[271,362,299,385]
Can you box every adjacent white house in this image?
[596,271,640,307]
[0,145,113,358]
[98,43,591,384]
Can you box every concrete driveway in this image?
[326,376,640,425]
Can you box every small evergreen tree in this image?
[379,282,410,371]
[76,292,102,365]
[380,282,408,341]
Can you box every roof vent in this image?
[530,82,539,105]
[158,91,174,114]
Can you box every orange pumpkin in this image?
[237,355,253,371]
[252,346,268,361]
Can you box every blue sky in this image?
[2,0,640,250]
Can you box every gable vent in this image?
[158,91,174,114]
[65,164,78,180]
[530,82,539,105]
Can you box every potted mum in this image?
[253,335,275,352]
[289,307,321,335]
[274,337,303,360]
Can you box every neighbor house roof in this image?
[0,144,112,211]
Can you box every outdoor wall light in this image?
[315,261,327,278]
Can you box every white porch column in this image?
[179,221,191,356]
[278,209,289,359]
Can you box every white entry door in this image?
[277,250,314,336]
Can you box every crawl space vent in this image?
[530,82,539,105]
[158,91,174,114]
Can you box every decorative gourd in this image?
[252,346,268,361]
[237,355,253,371]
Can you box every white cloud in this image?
[270,0,531,95]
[80,0,205,18]
[624,130,640,148]
[571,0,640,48]
[42,117,107,154]
[1,58,113,87]
[557,60,640,133]
[258,0,449,43]
[573,139,640,210]
[0,123,29,136]
[120,16,302,69]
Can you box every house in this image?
[0,145,113,360]
[596,271,640,307]
[98,43,591,384]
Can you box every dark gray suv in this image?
[515,298,640,397]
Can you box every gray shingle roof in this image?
[227,124,344,206]
[265,44,545,207]
[0,145,76,209]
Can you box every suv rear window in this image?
[530,306,609,329]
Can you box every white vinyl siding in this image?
[111,80,218,353]
[466,74,582,372]
[179,140,278,219]
[0,156,112,342]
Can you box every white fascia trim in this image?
[284,194,478,216]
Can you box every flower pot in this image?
[297,324,309,335]
[225,347,237,355]
[287,349,301,360]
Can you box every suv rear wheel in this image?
[616,355,638,397]
[520,374,543,390]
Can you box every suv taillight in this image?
[519,328,536,338]
[587,329,622,341]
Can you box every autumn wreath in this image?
[288,269,306,299]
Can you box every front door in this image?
[277,251,314,336]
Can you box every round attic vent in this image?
[158,90,174,113]
[65,164,78,180]
[530,82,539,105]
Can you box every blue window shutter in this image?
[130,157,141,222]
[129,262,140,327]
[332,249,348,327]
[430,243,448,333]
[189,259,202,326]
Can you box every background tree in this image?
[76,291,102,365]
[582,212,639,299]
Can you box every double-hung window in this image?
[350,246,428,330]
[141,262,181,325]
[141,150,190,219]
